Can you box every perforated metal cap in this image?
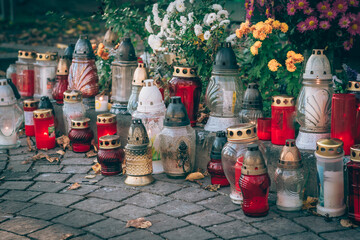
[164,97,190,127]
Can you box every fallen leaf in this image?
[340,219,358,228]
[185,172,204,182]
[92,163,101,174]
[302,196,318,210]
[45,155,59,163]
[21,160,30,165]
[32,152,48,160]
[0,176,5,181]
[56,150,65,156]
[61,233,73,240]
[204,184,220,192]
[85,175,96,179]
[202,170,210,176]
[126,218,152,229]
[56,135,71,150]
[68,182,81,190]
[27,137,36,152]
[91,139,98,152]
[86,150,97,158]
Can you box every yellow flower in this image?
[286,63,296,72]
[268,59,282,72]
[280,23,289,33]
[272,20,281,29]
[198,33,205,42]
[265,18,274,25]
[253,41,262,49]
[236,20,251,38]
[287,50,296,59]
[292,53,304,63]
[250,45,258,56]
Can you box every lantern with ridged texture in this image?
[62,90,86,134]
[33,52,58,99]
[347,145,360,224]
[239,83,263,124]
[98,135,124,176]
[33,109,55,150]
[16,50,36,98]
[23,99,39,137]
[127,63,148,114]
[68,117,94,153]
[52,56,69,104]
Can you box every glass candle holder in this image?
[257,118,271,141]
[271,95,296,145]
[95,94,109,112]
[331,93,356,155]
[33,52,58,99]
[23,99,39,137]
[33,109,56,150]
[68,117,94,153]
[127,63,147,114]
[63,90,86,133]
[347,145,360,224]
[6,64,17,87]
[98,135,124,176]
[52,56,69,104]
[315,138,346,217]
[97,113,117,147]
[16,50,36,98]
[239,83,264,124]
[347,81,360,144]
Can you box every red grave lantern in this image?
[97,113,117,147]
[23,99,39,137]
[97,135,124,176]
[33,109,55,150]
[68,117,94,153]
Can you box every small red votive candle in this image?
[33,109,56,149]
[68,117,94,153]
[257,118,271,141]
[97,113,117,147]
[23,99,39,137]
[97,135,124,176]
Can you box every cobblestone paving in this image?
[0,137,358,240]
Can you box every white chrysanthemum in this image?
[167,2,176,13]
[204,30,211,40]
[206,13,217,25]
[203,14,209,25]
[152,3,159,15]
[217,10,229,21]
[162,14,170,29]
[194,24,203,36]
[176,19,183,27]
[166,28,175,36]
[180,16,187,25]
[212,4,222,11]
[219,20,230,26]
[226,33,237,46]
[145,16,154,33]
[180,25,187,35]
[157,27,165,38]
[210,24,218,31]
[148,34,163,51]
[188,12,194,24]
[176,0,186,12]
[189,0,194,3]
[167,37,175,41]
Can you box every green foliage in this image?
[95,56,114,92]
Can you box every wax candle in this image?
[95,94,109,112]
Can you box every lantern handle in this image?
[7,78,20,100]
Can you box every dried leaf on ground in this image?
[204,184,220,192]
[46,155,59,163]
[27,137,36,152]
[85,175,96,179]
[56,135,71,150]
[126,218,152,229]
[21,160,31,165]
[185,172,204,181]
[61,233,73,240]
[31,153,59,163]
[92,163,101,174]
[68,182,81,190]
[340,219,358,228]
[91,139,98,152]
[56,150,65,156]
[86,150,97,158]
[302,196,318,210]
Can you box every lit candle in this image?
[95,94,109,112]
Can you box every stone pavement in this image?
[0,136,359,240]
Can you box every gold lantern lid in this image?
[350,145,360,162]
[36,52,58,61]
[347,81,360,92]
[241,144,267,175]
[173,66,197,78]
[57,57,69,75]
[63,90,82,103]
[226,123,257,142]
[71,117,90,129]
[272,95,295,107]
[18,50,37,59]
[99,135,121,149]
[278,139,302,169]
[97,113,116,124]
[133,63,148,86]
[23,99,39,108]
[315,138,344,158]
[33,109,53,119]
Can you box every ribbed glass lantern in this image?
[239,83,263,124]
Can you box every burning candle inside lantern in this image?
[33,109,56,150]
[23,99,39,137]
[97,113,117,147]
[95,94,109,112]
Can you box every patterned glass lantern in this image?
[347,145,360,224]
[169,66,202,127]
[98,135,124,176]
[127,63,148,114]
[16,50,36,98]
[222,123,267,204]
[68,117,94,153]
[52,56,69,104]
[239,83,263,124]
[204,43,242,132]
[296,49,332,150]
[158,97,196,177]
[63,90,86,133]
[315,138,346,217]
[110,37,137,114]
[0,79,24,149]
[68,35,99,107]
[275,139,306,211]
[124,119,154,186]
[33,52,58,99]
[132,79,166,174]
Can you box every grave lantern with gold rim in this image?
[33,52,58,99]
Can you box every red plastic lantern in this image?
[347,81,360,144]
[23,99,39,137]
[257,118,271,141]
[169,66,201,127]
[16,50,36,97]
[271,95,295,145]
[331,93,356,155]
[52,57,69,104]
[347,145,360,224]
[240,144,270,217]
[68,118,94,153]
[33,109,55,150]
[97,113,117,147]
[97,135,124,176]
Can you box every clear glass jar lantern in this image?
[110,37,138,115]
[132,79,166,174]
[239,83,264,124]
[63,90,86,134]
[275,139,306,211]
[296,49,333,150]
[315,138,346,217]
[204,43,242,132]
[16,50,36,98]
[33,52,58,99]
[158,97,196,178]
[127,63,148,114]
[0,79,24,149]
[222,123,267,205]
